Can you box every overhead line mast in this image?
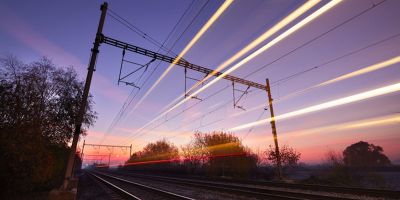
[62,2,108,190]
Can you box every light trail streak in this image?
[155,0,342,126]
[229,82,400,132]
[317,55,400,87]
[279,114,400,139]
[164,0,320,106]
[126,0,319,138]
[162,54,400,131]
[230,55,400,119]
[274,56,400,103]
[95,114,400,166]
[131,141,241,162]
[344,115,400,129]
[96,152,247,168]
[132,54,400,145]
[128,1,339,142]
[92,142,247,167]
[128,0,234,115]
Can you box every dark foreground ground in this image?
[0,191,49,200]
[77,173,112,200]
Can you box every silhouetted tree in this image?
[323,150,354,185]
[181,132,208,173]
[305,145,392,189]
[265,144,301,176]
[342,142,392,189]
[184,131,258,178]
[343,141,391,168]
[0,55,96,195]
[126,139,179,171]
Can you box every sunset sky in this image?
[1,0,399,166]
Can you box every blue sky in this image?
[1,0,399,164]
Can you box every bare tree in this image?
[265,144,301,176]
[182,131,258,177]
[126,139,179,171]
[181,132,208,173]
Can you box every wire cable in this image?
[100,1,196,143]
[108,9,178,57]
[128,29,400,146]
[246,0,386,78]
[118,0,214,141]
[117,0,210,135]
[124,0,387,144]
[242,109,267,140]
[271,32,400,87]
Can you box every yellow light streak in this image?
[125,1,323,143]
[279,114,400,139]
[229,82,400,132]
[134,54,400,145]
[130,112,399,163]
[130,141,243,161]
[275,55,400,102]
[343,115,400,129]
[131,51,399,146]
[160,0,342,122]
[148,0,320,119]
[187,0,320,92]
[318,55,400,87]
[128,0,234,115]
[230,55,400,119]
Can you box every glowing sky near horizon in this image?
[0,0,399,165]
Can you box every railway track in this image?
[87,171,194,200]
[121,172,400,199]
[100,170,367,200]
[239,177,400,199]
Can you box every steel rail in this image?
[91,171,195,200]
[231,177,400,199]
[102,171,355,200]
[155,173,400,198]
[117,171,400,199]
[88,171,141,199]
